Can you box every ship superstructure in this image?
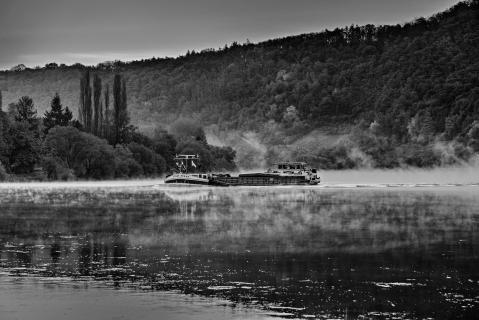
[164,154,211,185]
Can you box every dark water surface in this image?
[0,185,478,319]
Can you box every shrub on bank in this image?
[45,126,116,179]
[127,142,166,176]
[41,156,73,180]
[114,146,143,178]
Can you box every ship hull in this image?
[210,173,319,186]
[165,172,320,187]
[165,174,210,185]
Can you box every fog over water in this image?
[320,165,479,185]
[1,165,478,190]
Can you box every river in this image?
[0,182,478,319]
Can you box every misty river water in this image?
[0,183,478,319]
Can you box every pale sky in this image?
[0,0,460,70]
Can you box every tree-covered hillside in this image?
[1,0,478,169]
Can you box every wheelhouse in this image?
[174,154,200,173]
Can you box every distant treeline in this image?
[0,73,236,181]
[1,0,478,169]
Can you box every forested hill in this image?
[1,0,479,169]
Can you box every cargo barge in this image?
[210,162,319,186]
[165,155,320,186]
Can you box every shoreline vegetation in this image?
[1,1,479,180]
[0,73,237,182]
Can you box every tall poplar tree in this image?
[98,100,103,139]
[103,85,110,141]
[79,75,84,125]
[113,74,121,144]
[85,73,92,132]
[93,74,102,136]
[79,71,92,132]
[113,74,129,144]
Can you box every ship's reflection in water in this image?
[0,186,478,319]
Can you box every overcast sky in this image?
[0,0,459,70]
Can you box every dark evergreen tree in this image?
[8,96,41,173]
[43,93,73,134]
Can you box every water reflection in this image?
[0,186,478,319]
